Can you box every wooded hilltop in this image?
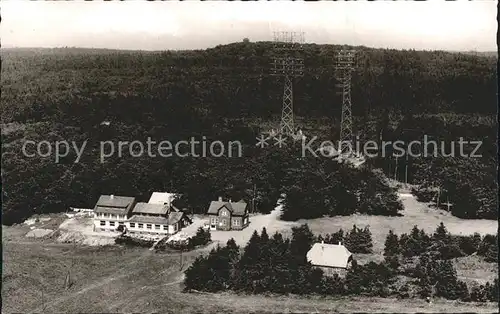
[1,42,497,224]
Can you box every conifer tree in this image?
[225,238,240,267]
[488,278,499,302]
[260,227,270,243]
[316,234,324,243]
[233,230,262,292]
[361,226,374,253]
[471,284,487,302]
[418,275,433,298]
[435,260,460,299]
[345,225,373,253]
[433,222,448,242]
[330,229,344,244]
[207,245,232,291]
[401,226,427,257]
[456,280,470,301]
[290,224,314,264]
[184,255,209,291]
[419,229,431,250]
[384,255,400,272]
[383,230,400,256]
[484,239,498,262]
[478,234,497,260]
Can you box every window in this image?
[233,219,239,226]
[155,224,161,230]
[100,221,105,226]
[130,223,136,228]
[163,225,169,230]
[138,223,144,229]
[146,224,152,229]
[221,210,228,216]
[119,222,124,226]
[109,221,115,227]
[174,224,177,231]
[221,219,226,226]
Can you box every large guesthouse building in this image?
[93,193,190,236]
[126,202,190,236]
[93,195,136,232]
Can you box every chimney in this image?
[229,198,232,203]
[338,241,342,246]
[218,196,223,202]
[110,194,114,200]
[321,240,324,244]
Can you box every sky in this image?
[1,1,497,51]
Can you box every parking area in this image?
[209,205,297,247]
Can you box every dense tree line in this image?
[184,224,498,302]
[281,158,404,220]
[382,223,498,262]
[185,225,393,295]
[403,223,497,262]
[2,122,402,225]
[2,44,495,124]
[316,225,373,254]
[368,113,497,220]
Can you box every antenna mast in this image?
[271,31,305,135]
[335,49,356,155]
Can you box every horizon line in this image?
[2,42,496,54]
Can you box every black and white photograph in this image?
[1,1,498,313]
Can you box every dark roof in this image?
[207,200,248,216]
[129,215,169,225]
[94,195,135,215]
[168,212,184,225]
[128,211,186,226]
[132,202,169,215]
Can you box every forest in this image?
[1,42,497,224]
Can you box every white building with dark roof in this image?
[93,195,136,232]
[92,194,191,237]
[126,202,191,235]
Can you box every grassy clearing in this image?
[2,225,497,314]
[299,193,497,254]
[3,192,497,313]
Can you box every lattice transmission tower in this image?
[271,31,305,135]
[335,49,356,155]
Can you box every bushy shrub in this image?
[115,235,154,247]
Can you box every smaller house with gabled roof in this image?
[93,195,136,232]
[306,241,353,277]
[207,197,249,231]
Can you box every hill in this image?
[1,43,497,224]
